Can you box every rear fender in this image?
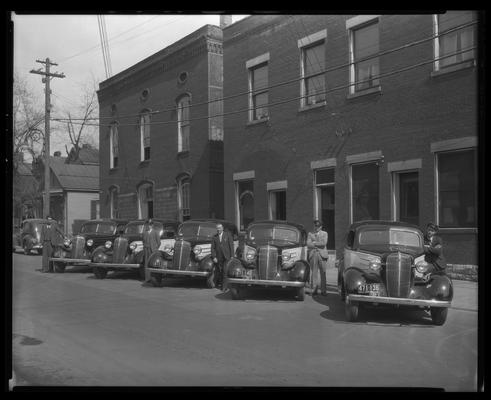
[344,268,367,293]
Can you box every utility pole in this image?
[30,58,65,218]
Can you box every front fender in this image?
[148,250,166,268]
[344,268,367,293]
[135,250,145,266]
[226,257,245,278]
[91,246,111,263]
[290,260,310,282]
[427,274,453,301]
[200,255,214,272]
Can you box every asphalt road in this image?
[10,252,478,391]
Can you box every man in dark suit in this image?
[424,222,446,274]
[41,216,64,273]
[142,219,161,281]
[211,223,234,289]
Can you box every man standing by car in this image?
[424,222,446,275]
[41,216,64,273]
[307,220,328,296]
[142,219,161,282]
[211,223,234,289]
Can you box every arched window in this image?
[139,110,151,161]
[109,123,119,169]
[177,175,191,221]
[177,95,190,153]
[138,182,154,219]
[109,186,119,219]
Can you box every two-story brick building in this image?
[97,24,225,222]
[222,13,478,266]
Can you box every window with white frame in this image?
[109,187,119,219]
[269,190,286,220]
[139,111,151,161]
[138,182,153,219]
[236,180,254,231]
[177,176,190,221]
[301,41,326,106]
[177,95,190,153]
[434,11,476,70]
[109,123,119,169]
[351,162,379,223]
[437,148,476,228]
[249,62,269,120]
[349,19,380,93]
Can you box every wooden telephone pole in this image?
[30,58,65,218]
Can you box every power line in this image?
[52,18,478,124]
[52,45,477,130]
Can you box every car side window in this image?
[346,230,355,249]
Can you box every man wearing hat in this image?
[423,222,446,274]
[142,219,161,282]
[41,216,64,273]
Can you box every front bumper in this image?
[227,278,305,288]
[347,294,451,308]
[50,257,90,264]
[89,262,140,269]
[147,267,211,277]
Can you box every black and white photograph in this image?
[8,11,482,391]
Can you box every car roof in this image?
[248,220,306,232]
[182,218,237,227]
[126,219,178,225]
[349,220,423,231]
[23,218,49,223]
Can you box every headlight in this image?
[282,251,298,262]
[244,246,256,261]
[87,239,93,247]
[193,245,202,255]
[154,257,163,267]
[63,238,71,247]
[163,244,174,253]
[129,242,137,250]
[415,260,430,274]
[105,241,112,249]
[369,261,381,271]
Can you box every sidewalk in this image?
[325,267,478,312]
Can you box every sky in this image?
[11,12,248,157]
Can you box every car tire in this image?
[150,274,164,287]
[230,285,241,300]
[338,276,346,302]
[94,267,107,279]
[430,307,448,326]
[54,262,66,273]
[296,287,305,301]
[345,298,359,322]
[138,265,146,281]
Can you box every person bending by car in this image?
[142,219,161,282]
[307,220,328,296]
[423,222,446,275]
[41,216,64,273]
[211,223,234,290]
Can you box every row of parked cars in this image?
[13,217,453,325]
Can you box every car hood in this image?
[356,245,423,259]
[246,240,301,250]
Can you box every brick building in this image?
[97,24,225,222]
[222,13,478,265]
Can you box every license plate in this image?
[358,283,380,296]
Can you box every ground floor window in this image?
[351,162,379,223]
[393,171,419,226]
[178,177,191,222]
[269,190,286,220]
[138,183,153,220]
[437,149,477,228]
[314,168,335,250]
[236,180,254,231]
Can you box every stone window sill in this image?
[298,101,326,113]
[346,85,382,100]
[430,59,476,78]
[247,117,269,127]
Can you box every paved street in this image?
[11,251,478,390]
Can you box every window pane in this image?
[306,75,326,104]
[352,163,379,222]
[439,11,474,33]
[273,190,286,220]
[252,64,268,91]
[304,44,324,75]
[354,22,379,92]
[355,59,380,91]
[399,172,419,226]
[253,92,269,119]
[181,125,190,151]
[315,168,334,184]
[438,150,476,227]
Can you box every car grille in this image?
[258,245,278,280]
[172,240,191,270]
[71,236,86,259]
[112,237,128,263]
[385,252,412,298]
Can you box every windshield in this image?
[124,222,145,235]
[179,222,217,240]
[248,225,300,245]
[80,222,116,234]
[357,227,422,251]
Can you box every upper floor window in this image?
[301,41,326,106]
[109,123,119,169]
[349,19,380,93]
[434,11,476,71]
[249,62,269,121]
[177,95,190,153]
[437,148,476,228]
[139,111,151,161]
